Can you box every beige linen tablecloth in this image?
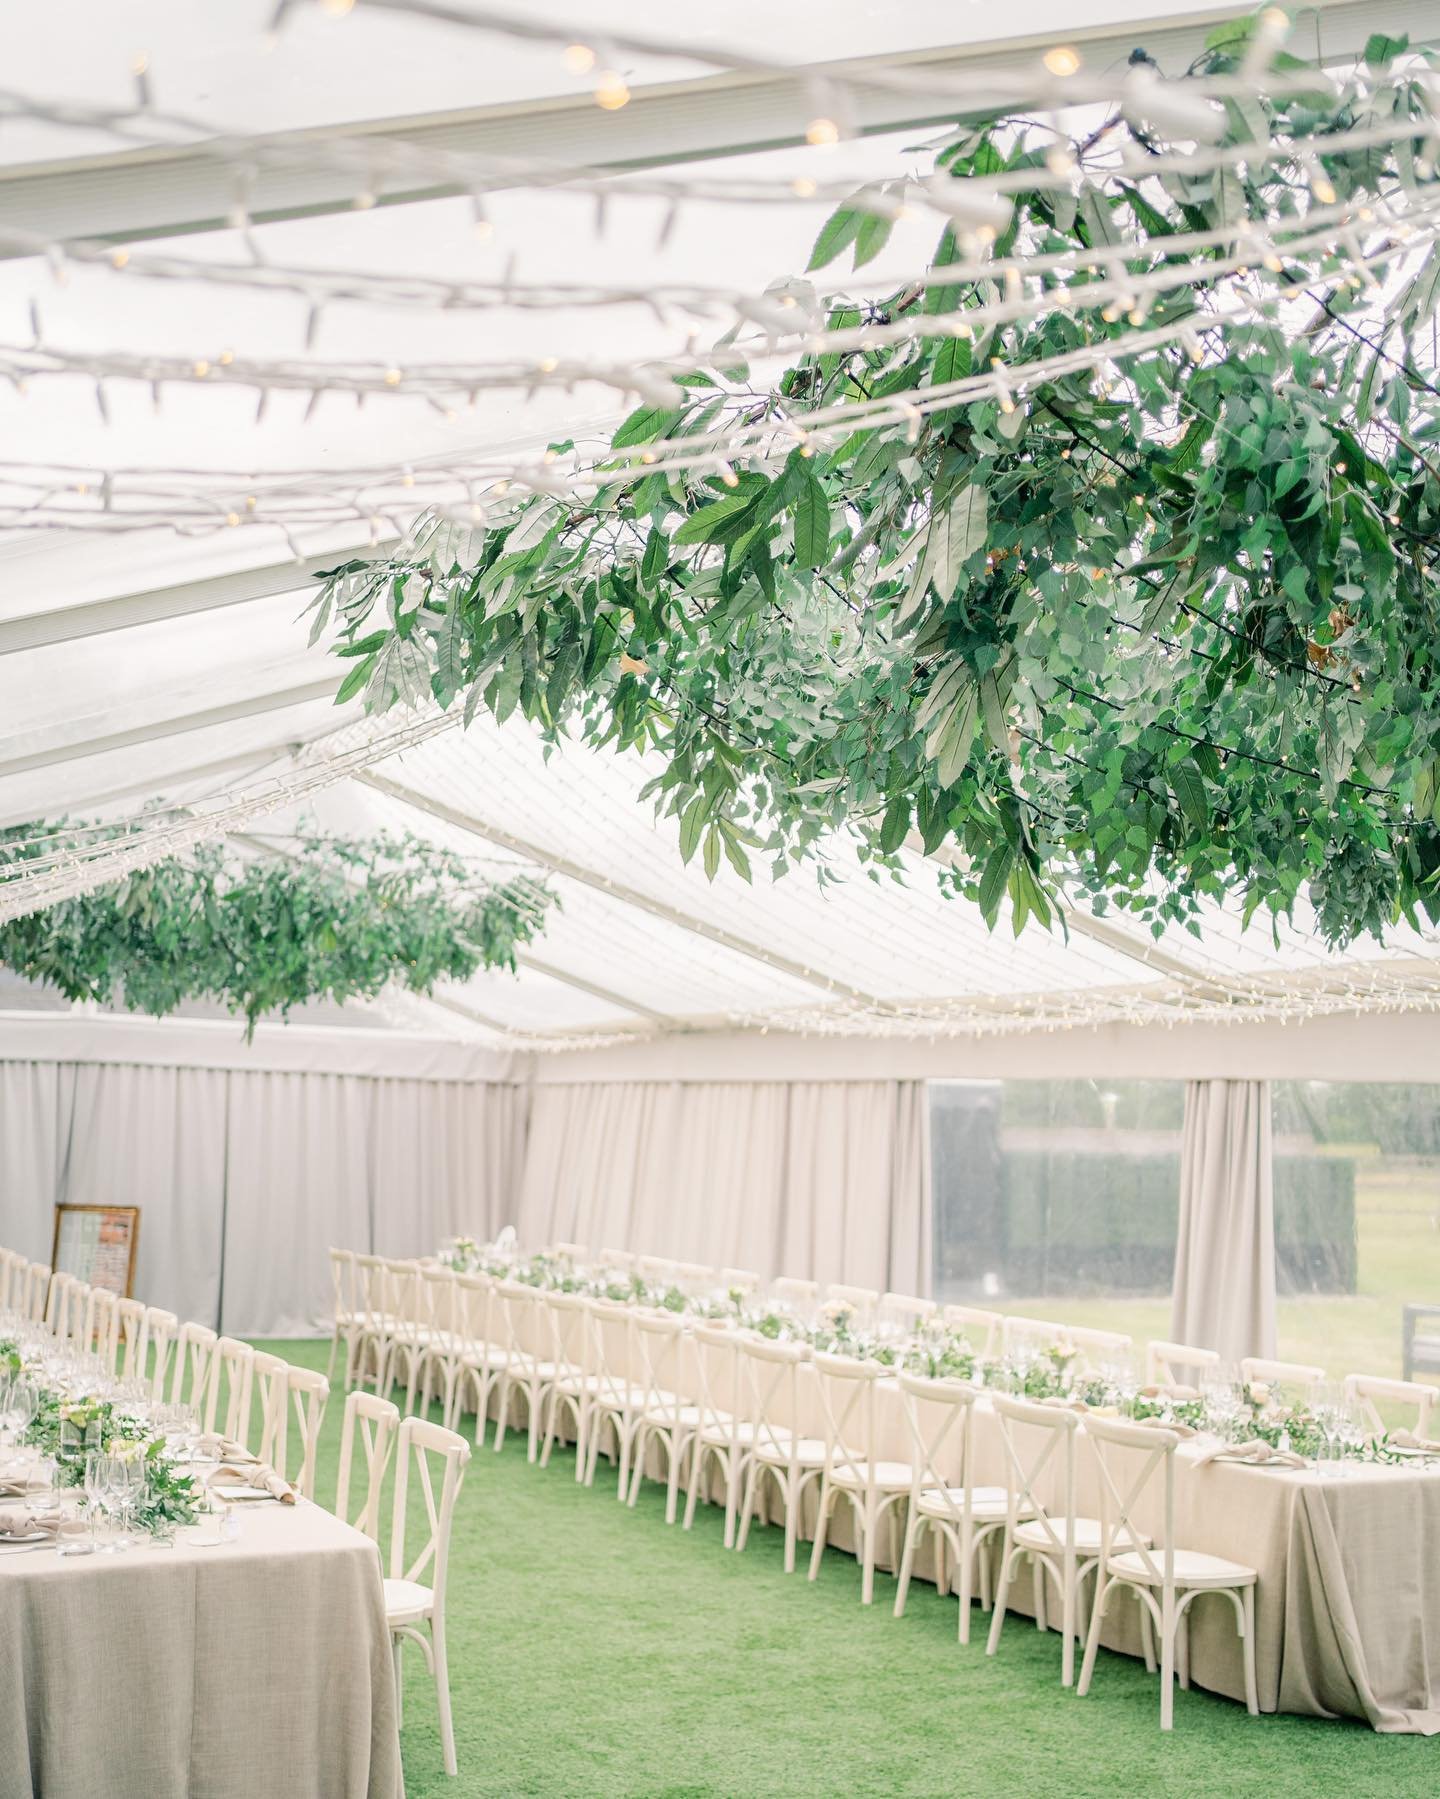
[508,1312,1440,1733]
[0,1498,401,1799]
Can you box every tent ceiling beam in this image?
[0,678,341,784]
[356,768,891,1007]
[0,3,1414,251]
[0,549,387,657]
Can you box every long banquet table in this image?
[495,1305,1440,1734]
[0,1495,401,1799]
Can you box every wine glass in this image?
[83,1452,113,1551]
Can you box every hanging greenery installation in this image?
[0,828,554,1032]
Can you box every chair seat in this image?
[703,1416,773,1447]
[384,1577,435,1625]
[831,1459,914,1489]
[1014,1516,1145,1556]
[1107,1547,1257,1588]
[641,1401,709,1429]
[460,1343,511,1370]
[591,1382,651,1411]
[915,1483,1013,1520]
[755,1436,830,1467]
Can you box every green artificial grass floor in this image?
[255,1339,1432,1799]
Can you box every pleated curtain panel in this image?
[0,1061,930,1335]
[1170,1077,1278,1363]
[517,1079,931,1296]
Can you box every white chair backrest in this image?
[1002,1315,1070,1355]
[0,1248,17,1310]
[812,1352,882,1483]
[898,1370,979,1524]
[115,1297,147,1379]
[144,1308,179,1399]
[674,1260,715,1292]
[717,1266,760,1295]
[43,1271,71,1332]
[587,1298,636,1408]
[62,1280,93,1347]
[690,1321,742,1427]
[256,1360,329,1497]
[1063,1323,1134,1373]
[737,1334,809,1465]
[599,1247,636,1274]
[631,1310,686,1426]
[354,1254,388,1335]
[1240,1355,1325,1398]
[383,1259,424,1357]
[941,1303,1003,1357]
[337,1389,401,1540]
[1086,1411,1180,1587]
[25,1263,50,1323]
[493,1280,543,1371]
[390,1416,471,1615]
[1146,1339,1221,1387]
[879,1292,938,1331]
[544,1289,591,1376]
[419,1265,458,1347]
[329,1247,356,1322]
[551,1241,588,1263]
[771,1276,819,1313]
[169,1320,220,1407]
[825,1284,879,1326]
[206,1336,256,1443]
[636,1255,678,1288]
[1344,1372,1438,1438]
[453,1270,496,1355]
[991,1393,1081,1556]
[85,1287,119,1371]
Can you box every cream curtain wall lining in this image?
[1170,1076,1277,1362]
[0,1060,527,1336]
[517,1079,931,1295]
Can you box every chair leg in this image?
[493,1375,511,1453]
[806,1479,832,1580]
[525,1383,541,1463]
[392,1634,404,1726]
[431,1617,457,1779]
[1076,1572,1108,1697]
[664,1432,683,1525]
[860,1495,879,1606]
[957,1526,975,1645]
[1241,1585,1259,1717]
[1177,1604,1191,1690]
[326,1324,340,1379]
[986,1539,1018,1657]
[682,1437,706,1532]
[538,1387,560,1468]
[1060,1554,1077,1688]
[893,1514,920,1618]
[735,1458,760,1554]
[1160,1593,1176,1731]
[1033,1555,1048,1633]
[1138,1585,1157,1673]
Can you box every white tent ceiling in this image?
[3,0,1440,1058]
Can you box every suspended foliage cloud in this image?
[317,22,1440,948]
[0,829,554,1033]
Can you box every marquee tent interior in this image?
[3,4,1440,1795]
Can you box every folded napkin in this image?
[0,1475,48,1499]
[1389,1429,1440,1455]
[0,1504,66,1540]
[1134,1415,1198,1439]
[195,1433,255,1463]
[1195,1438,1307,1470]
[208,1462,295,1504]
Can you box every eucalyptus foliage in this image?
[0,830,553,1031]
[317,20,1440,947]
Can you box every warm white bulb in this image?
[806,117,840,147]
[1043,46,1082,78]
[594,73,630,111]
[563,43,596,74]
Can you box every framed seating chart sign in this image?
[51,1204,140,1297]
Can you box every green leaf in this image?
[930,334,972,390]
[673,490,762,545]
[702,825,721,880]
[793,474,830,568]
[879,795,911,855]
[807,206,863,271]
[977,849,1012,926]
[677,795,707,863]
[853,210,894,268]
[1171,763,1209,829]
[610,407,683,450]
